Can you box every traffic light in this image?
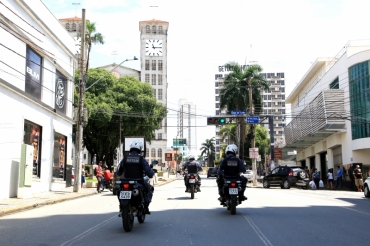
[207,117,227,125]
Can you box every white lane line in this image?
[340,206,370,216]
[60,216,116,246]
[243,213,273,246]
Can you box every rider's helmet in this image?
[188,154,195,161]
[130,140,143,153]
[225,144,238,155]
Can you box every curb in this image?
[0,191,97,217]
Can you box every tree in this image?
[218,124,237,145]
[220,62,270,160]
[200,138,215,167]
[75,68,167,166]
[82,22,104,74]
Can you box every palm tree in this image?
[220,62,269,160]
[82,22,104,74]
[218,124,237,144]
[200,138,215,167]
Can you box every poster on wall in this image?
[25,47,42,99]
[55,70,67,114]
[24,121,42,177]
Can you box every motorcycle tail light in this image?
[190,175,195,179]
[230,182,236,188]
[123,184,130,190]
[289,171,293,176]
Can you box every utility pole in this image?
[74,9,86,192]
[249,78,257,186]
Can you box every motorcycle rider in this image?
[217,144,247,204]
[117,140,154,215]
[182,154,203,192]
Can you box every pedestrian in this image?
[367,169,370,178]
[353,165,363,192]
[335,166,343,189]
[312,168,320,189]
[81,164,86,188]
[327,169,334,189]
[95,161,103,193]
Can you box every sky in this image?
[42,0,370,156]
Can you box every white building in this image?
[0,0,76,198]
[139,19,169,165]
[283,40,370,180]
[177,99,197,154]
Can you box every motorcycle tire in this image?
[122,205,134,232]
[230,199,237,215]
[190,185,194,199]
[137,208,146,223]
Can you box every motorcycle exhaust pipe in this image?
[133,189,140,196]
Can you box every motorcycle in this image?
[99,174,113,192]
[185,173,199,199]
[222,178,242,215]
[116,176,149,232]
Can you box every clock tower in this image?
[139,19,169,166]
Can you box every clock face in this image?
[145,39,163,56]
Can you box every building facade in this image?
[214,65,286,158]
[0,0,76,198]
[283,40,370,181]
[139,19,169,166]
[177,99,197,155]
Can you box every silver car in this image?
[364,177,370,198]
[241,170,254,182]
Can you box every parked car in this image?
[241,170,254,182]
[263,166,309,189]
[364,177,370,198]
[207,167,218,178]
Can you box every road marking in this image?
[60,216,116,246]
[243,213,273,246]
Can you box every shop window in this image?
[25,46,42,99]
[53,133,67,179]
[23,121,42,178]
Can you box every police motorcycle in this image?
[184,164,200,199]
[115,137,154,232]
[221,160,244,215]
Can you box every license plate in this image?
[119,191,132,199]
[229,188,238,195]
[189,179,195,183]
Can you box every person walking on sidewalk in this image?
[95,161,103,193]
[327,170,334,189]
[336,166,343,189]
[312,168,320,190]
[81,164,86,188]
[353,165,363,192]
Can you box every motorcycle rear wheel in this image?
[190,185,194,199]
[122,205,134,232]
[230,199,237,215]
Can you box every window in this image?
[158,26,163,34]
[25,46,42,99]
[24,121,42,178]
[145,74,150,83]
[330,77,339,89]
[158,148,162,158]
[146,148,149,157]
[216,103,220,108]
[152,25,156,34]
[152,74,156,85]
[158,89,163,100]
[65,23,70,31]
[158,60,163,70]
[215,89,219,94]
[215,74,223,80]
[53,132,67,180]
[151,149,156,157]
[158,74,163,85]
[158,133,162,140]
[146,25,150,33]
[277,73,285,78]
[153,89,156,98]
[72,23,76,31]
[145,60,150,70]
[215,96,219,101]
[152,60,156,70]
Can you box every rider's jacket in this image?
[118,153,154,179]
[218,154,246,178]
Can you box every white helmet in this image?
[226,144,238,155]
[130,140,143,152]
[188,154,195,160]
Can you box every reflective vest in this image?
[123,155,144,179]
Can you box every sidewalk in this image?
[0,174,176,217]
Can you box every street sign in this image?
[246,116,259,124]
[165,153,172,161]
[249,148,259,158]
[231,110,246,115]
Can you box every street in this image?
[0,176,369,246]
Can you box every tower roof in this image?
[59,16,82,21]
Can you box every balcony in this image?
[283,89,346,158]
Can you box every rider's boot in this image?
[144,202,151,215]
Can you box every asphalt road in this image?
[0,176,369,246]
